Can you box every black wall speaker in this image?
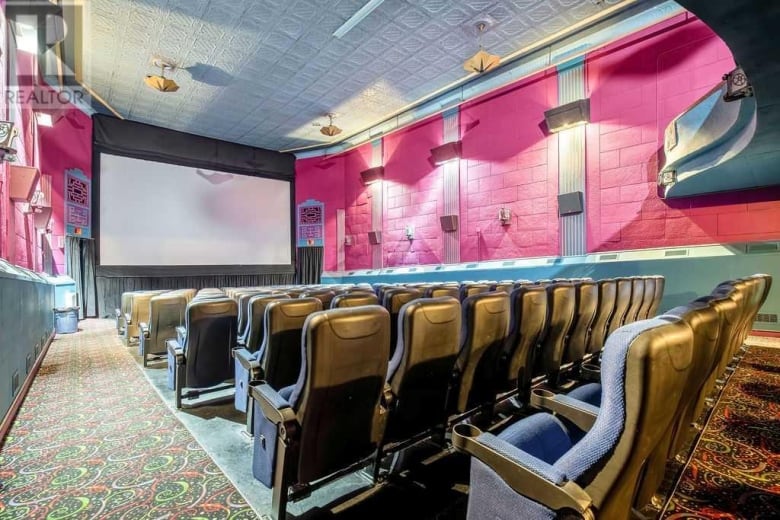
[440,214,459,232]
[544,99,590,133]
[368,231,382,245]
[360,166,385,185]
[557,191,584,216]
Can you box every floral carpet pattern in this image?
[0,320,258,519]
[663,345,780,519]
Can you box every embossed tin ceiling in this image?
[84,0,614,151]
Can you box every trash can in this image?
[54,307,80,334]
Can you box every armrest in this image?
[124,312,132,325]
[139,322,150,338]
[452,424,592,515]
[530,390,598,432]
[250,382,297,429]
[235,348,261,371]
[166,339,184,364]
[176,326,187,345]
[115,308,121,319]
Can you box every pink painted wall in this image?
[586,14,780,251]
[38,108,93,274]
[294,15,780,271]
[383,116,443,266]
[459,71,559,261]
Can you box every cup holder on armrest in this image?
[580,363,601,382]
[530,388,557,410]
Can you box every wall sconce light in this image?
[344,234,353,246]
[498,207,511,225]
[405,225,415,240]
[543,98,590,133]
[360,166,384,186]
[368,230,382,245]
[430,141,462,165]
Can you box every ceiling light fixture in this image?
[333,0,385,39]
[144,58,180,93]
[463,22,500,74]
[316,113,342,137]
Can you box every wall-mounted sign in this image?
[297,199,324,247]
[65,168,91,238]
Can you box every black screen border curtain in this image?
[296,247,323,285]
[65,236,98,319]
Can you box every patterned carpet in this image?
[663,345,780,519]
[0,320,258,520]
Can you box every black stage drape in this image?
[65,236,98,319]
[295,247,323,285]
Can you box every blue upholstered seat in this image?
[566,382,602,408]
[455,317,694,519]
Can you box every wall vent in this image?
[756,313,778,323]
[746,242,780,254]
[385,269,395,274]
[11,371,20,397]
[664,249,688,257]
[348,271,356,275]
[466,263,478,269]
[546,258,557,265]
[35,342,41,357]
[599,253,619,261]
[434,266,443,271]
[409,267,417,272]
[26,354,33,374]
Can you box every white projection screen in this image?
[98,153,292,267]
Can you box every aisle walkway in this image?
[0,320,258,519]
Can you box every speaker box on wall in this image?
[360,166,385,186]
[440,214,459,232]
[557,191,584,216]
[368,231,382,245]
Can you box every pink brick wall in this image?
[459,71,560,261]
[383,116,443,266]
[587,14,780,250]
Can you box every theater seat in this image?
[384,297,461,442]
[124,291,160,343]
[238,294,290,352]
[607,278,633,336]
[454,316,693,520]
[382,288,422,359]
[459,283,491,302]
[166,297,237,409]
[234,298,321,414]
[560,281,599,375]
[636,277,656,320]
[449,292,510,415]
[249,306,390,520]
[300,289,336,308]
[115,291,138,335]
[623,277,646,325]
[424,285,460,299]
[585,279,617,359]
[139,292,187,367]
[331,292,379,308]
[647,276,665,318]
[500,285,547,401]
[534,283,576,388]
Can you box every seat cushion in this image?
[567,383,602,408]
[498,413,574,466]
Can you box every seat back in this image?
[490,282,514,294]
[301,290,336,308]
[147,293,187,355]
[459,283,491,302]
[382,288,422,359]
[290,306,391,483]
[330,292,379,308]
[534,283,576,384]
[236,290,264,337]
[636,277,656,320]
[607,278,634,336]
[126,292,156,339]
[634,302,720,508]
[260,298,322,389]
[563,280,599,366]
[624,277,646,325]
[243,294,290,352]
[556,317,693,518]
[386,297,461,440]
[587,279,617,355]
[647,276,665,317]
[502,285,547,398]
[425,285,460,299]
[183,298,238,388]
[453,292,510,413]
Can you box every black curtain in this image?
[96,273,296,318]
[65,236,98,319]
[296,247,324,285]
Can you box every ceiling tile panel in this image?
[86,0,618,150]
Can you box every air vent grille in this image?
[502,261,516,267]
[756,313,778,323]
[11,371,20,396]
[385,269,395,274]
[26,354,33,374]
[664,249,688,257]
[466,263,478,269]
[599,254,618,261]
[409,268,417,272]
[746,242,780,254]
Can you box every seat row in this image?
[454,273,771,519]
